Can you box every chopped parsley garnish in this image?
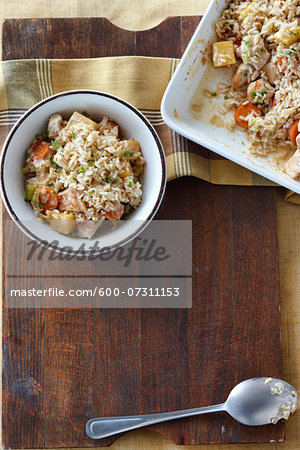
[71,131,76,138]
[88,189,93,195]
[107,175,119,184]
[260,48,266,53]
[78,166,85,173]
[250,92,257,98]
[93,152,97,157]
[124,150,134,157]
[132,177,137,183]
[224,94,229,100]
[289,48,297,55]
[241,141,245,145]
[88,160,94,166]
[244,41,252,47]
[52,161,62,172]
[261,91,268,95]
[244,70,249,77]
[127,181,132,188]
[51,140,60,148]
[47,182,54,187]
[211,92,217,96]
[274,27,279,32]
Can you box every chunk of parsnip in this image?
[66,111,99,130]
[212,41,236,67]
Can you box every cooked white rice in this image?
[51,122,143,220]
[213,0,300,157]
[23,112,145,237]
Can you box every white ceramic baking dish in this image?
[161,0,300,194]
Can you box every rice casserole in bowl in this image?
[22,111,145,239]
[0,90,166,254]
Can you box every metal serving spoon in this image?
[86,377,297,440]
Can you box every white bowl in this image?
[0,90,166,254]
[161,0,300,194]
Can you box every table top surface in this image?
[0,1,299,450]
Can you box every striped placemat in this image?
[0,55,298,203]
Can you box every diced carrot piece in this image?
[234,103,262,128]
[31,186,58,212]
[31,141,50,160]
[276,56,287,73]
[289,119,299,145]
[105,205,124,220]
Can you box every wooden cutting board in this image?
[2,17,284,448]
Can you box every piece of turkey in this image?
[241,36,270,71]
[48,113,64,140]
[284,134,300,180]
[76,220,103,239]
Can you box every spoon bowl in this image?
[225,377,297,426]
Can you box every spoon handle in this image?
[86,403,225,439]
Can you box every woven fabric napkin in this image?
[0,56,298,203]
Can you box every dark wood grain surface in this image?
[2,17,284,448]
